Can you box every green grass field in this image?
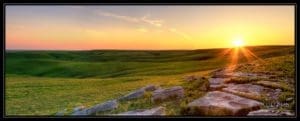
[5,46,295,115]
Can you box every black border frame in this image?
[1,0,299,120]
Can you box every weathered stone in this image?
[275,89,282,92]
[286,97,293,102]
[186,91,263,116]
[267,102,289,109]
[255,81,283,89]
[142,85,157,91]
[117,85,158,101]
[209,84,227,91]
[152,86,184,103]
[118,89,145,101]
[116,106,165,116]
[274,102,280,108]
[247,109,295,116]
[208,78,231,91]
[88,100,118,113]
[221,84,279,101]
[282,103,290,108]
[209,78,230,85]
[213,71,271,79]
[71,109,89,116]
[71,100,118,116]
[231,72,253,77]
[256,71,280,77]
[212,72,233,78]
[233,72,271,79]
[73,106,85,112]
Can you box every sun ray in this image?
[221,47,240,73]
[240,47,255,61]
[219,48,233,57]
[241,47,265,63]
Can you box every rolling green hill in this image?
[5,46,294,78]
[5,45,295,115]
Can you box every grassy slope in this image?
[235,54,295,110]
[5,46,295,115]
[6,46,294,78]
[5,74,183,115]
[99,54,295,116]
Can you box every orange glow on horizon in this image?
[5,5,294,50]
[220,46,264,72]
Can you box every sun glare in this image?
[233,39,245,47]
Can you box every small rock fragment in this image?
[73,106,85,112]
[286,97,293,102]
[142,85,157,91]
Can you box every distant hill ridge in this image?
[5,46,294,78]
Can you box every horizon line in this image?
[5,45,295,51]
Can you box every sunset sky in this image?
[6,5,295,50]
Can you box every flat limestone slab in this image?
[209,78,230,85]
[186,91,263,116]
[221,84,280,101]
[209,84,227,91]
[116,106,165,116]
[151,86,184,103]
[247,109,295,116]
[212,71,269,79]
[254,81,293,91]
[118,89,145,101]
[118,85,158,101]
[71,100,118,116]
[208,78,231,90]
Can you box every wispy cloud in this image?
[95,10,192,41]
[96,10,163,26]
[97,11,140,23]
[141,14,163,27]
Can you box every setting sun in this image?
[233,39,245,47]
